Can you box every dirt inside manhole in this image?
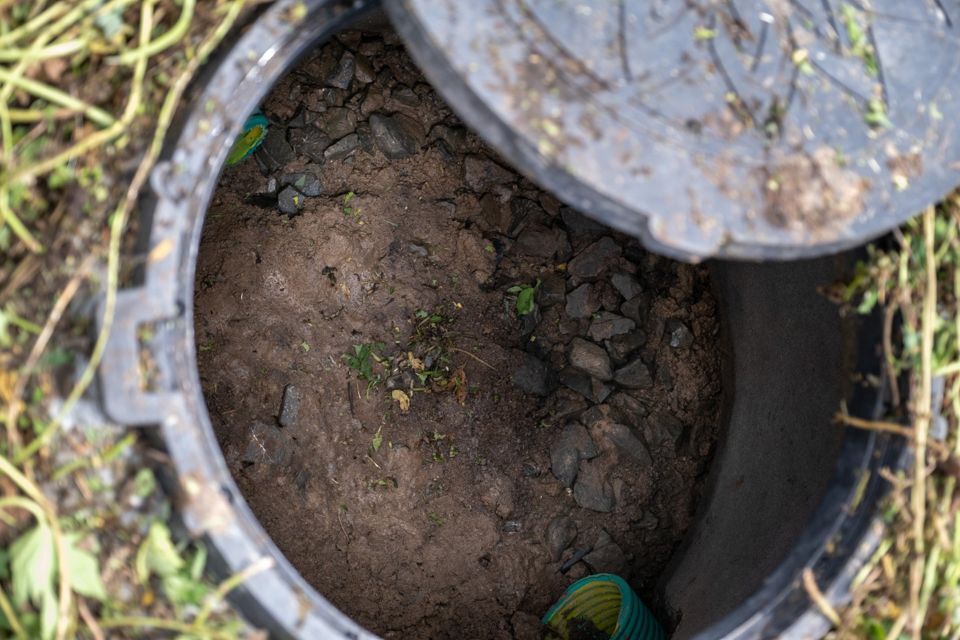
[194,29,723,640]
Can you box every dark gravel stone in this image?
[560,207,607,235]
[602,422,652,466]
[549,422,598,487]
[353,53,375,83]
[565,283,600,319]
[429,124,467,150]
[324,134,360,161]
[583,530,626,573]
[280,172,322,197]
[241,421,293,465]
[464,155,514,192]
[614,358,654,389]
[667,319,695,348]
[288,127,332,163]
[369,112,424,159]
[657,363,674,390]
[512,352,554,397]
[606,392,648,428]
[278,384,302,427]
[568,237,622,280]
[327,51,355,89]
[610,273,643,300]
[502,520,522,533]
[255,127,295,172]
[277,186,304,216]
[587,312,636,342]
[538,274,566,307]
[546,516,578,561]
[558,368,613,404]
[515,225,570,259]
[620,295,645,324]
[390,85,420,108]
[573,462,615,512]
[643,411,685,450]
[568,338,612,381]
[521,461,540,478]
[605,330,648,364]
[313,107,357,139]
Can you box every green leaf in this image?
[63,534,106,601]
[135,521,184,583]
[162,572,210,607]
[515,286,537,316]
[10,523,55,609]
[40,589,56,640]
[371,427,383,452]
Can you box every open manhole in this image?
[97,2,905,638]
[195,28,723,638]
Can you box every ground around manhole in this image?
[194,30,723,639]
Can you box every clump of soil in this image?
[195,29,722,640]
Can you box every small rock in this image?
[558,368,613,404]
[278,384,301,427]
[657,364,674,390]
[288,127,332,163]
[360,89,386,117]
[598,421,652,466]
[547,388,590,421]
[604,331,648,364]
[667,319,694,349]
[464,155,514,192]
[565,284,600,319]
[607,392,648,428]
[598,281,623,312]
[324,134,360,161]
[620,295,645,324]
[327,51,355,89]
[546,516,578,561]
[353,53,375,83]
[313,107,357,139]
[587,312,636,342]
[241,421,293,465]
[549,422,598,487]
[583,530,627,573]
[512,353,554,397]
[277,186,304,216]
[389,84,419,108]
[429,124,467,150]
[643,411,685,450]
[280,172,322,197]
[573,462,615,512]
[538,274,566,307]
[255,127,295,172]
[614,358,653,389]
[568,338,612,381]
[502,520,522,533]
[521,461,540,478]
[610,273,643,300]
[560,207,607,235]
[369,112,424,159]
[539,192,562,216]
[568,237,622,280]
[509,198,547,236]
[515,225,570,259]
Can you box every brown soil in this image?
[194,31,722,639]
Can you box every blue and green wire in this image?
[226,110,269,165]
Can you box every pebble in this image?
[573,462,615,512]
[565,283,600,319]
[369,112,423,159]
[604,330,647,364]
[324,134,360,161]
[587,312,636,342]
[560,207,607,235]
[667,319,694,348]
[353,53,376,83]
[643,411,685,450]
[288,126,332,163]
[277,186,304,216]
[502,520,522,533]
[600,421,652,466]
[546,516,578,561]
[614,358,654,389]
[280,172,322,197]
[567,338,613,381]
[610,273,643,300]
[255,127,295,172]
[389,85,420,108]
[620,295,645,324]
[327,51,355,89]
[567,237,622,280]
[549,422,598,487]
[583,530,627,573]
[606,392,648,428]
[278,384,301,428]
[521,461,540,478]
[313,107,357,139]
[241,421,293,465]
[557,368,613,404]
[537,274,566,307]
[515,225,569,259]
[464,155,514,192]
[512,352,554,397]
